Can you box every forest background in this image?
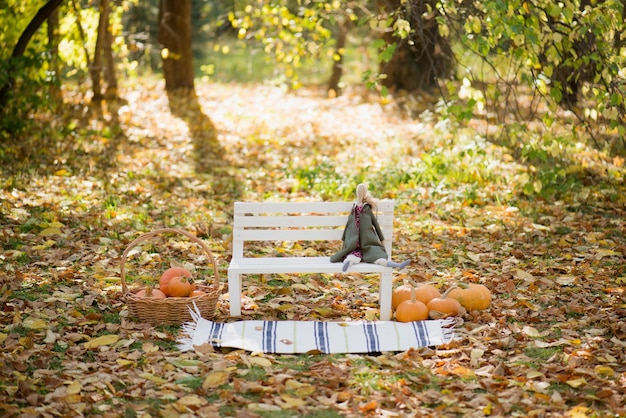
[0,0,625,417]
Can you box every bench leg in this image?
[379,271,393,321]
[228,271,242,316]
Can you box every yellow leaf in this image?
[596,249,620,259]
[249,356,272,368]
[116,359,136,367]
[176,394,208,407]
[364,310,378,321]
[202,371,230,389]
[594,365,614,377]
[566,405,592,418]
[22,317,48,330]
[276,303,294,312]
[565,378,586,388]
[313,307,334,317]
[54,169,70,176]
[66,381,82,395]
[139,372,168,385]
[293,385,316,397]
[84,334,120,348]
[39,227,62,236]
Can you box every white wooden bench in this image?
[227,201,396,320]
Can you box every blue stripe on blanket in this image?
[362,322,380,352]
[263,321,277,352]
[315,321,330,353]
[412,320,428,347]
[210,321,224,347]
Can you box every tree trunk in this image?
[101,0,118,99]
[89,0,113,101]
[158,0,194,92]
[328,16,351,97]
[0,0,64,109]
[47,5,62,103]
[377,0,453,92]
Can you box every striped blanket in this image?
[178,306,456,354]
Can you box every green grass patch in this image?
[240,365,268,381]
[152,339,179,351]
[524,346,561,362]
[175,376,204,390]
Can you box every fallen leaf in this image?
[176,394,208,407]
[139,373,167,385]
[142,342,159,353]
[22,317,48,330]
[39,227,62,236]
[594,365,614,377]
[84,334,120,348]
[248,356,272,368]
[565,378,586,388]
[202,371,230,389]
[66,381,82,395]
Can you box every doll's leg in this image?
[375,258,410,269]
[343,254,361,272]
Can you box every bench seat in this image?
[229,257,393,274]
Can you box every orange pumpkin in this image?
[392,283,441,310]
[135,287,167,299]
[395,286,429,322]
[159,267,192,296]
[427,287,463,318]
[167,276,196,297]
[447,283,492,311]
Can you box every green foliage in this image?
[224,0,340,88]
[437,0,626,155]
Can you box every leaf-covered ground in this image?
[1,81,625,417]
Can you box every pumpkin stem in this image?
[410,285,417,303]
[145,286,153,297]
[442,285,458,298]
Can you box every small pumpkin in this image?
[392,282,441,310]
[135,287,167,299]
[395,286,429,322]
[159,267,192,296]
[427,287,463,319]
[167,276,196,297]
[447,283,492,311]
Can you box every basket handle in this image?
[120,228,220,294]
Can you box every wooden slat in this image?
[234,214,393,228]
[235,229,344,241]
[234,200,394,215]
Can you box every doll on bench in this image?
[331,184,410,272]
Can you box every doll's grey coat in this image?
[330,203,389,263]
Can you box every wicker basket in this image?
[121,228,221,325]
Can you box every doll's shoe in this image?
[387,260,410,269]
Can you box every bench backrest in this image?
[232,201,395,258]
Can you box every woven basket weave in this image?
[121,228,221,325]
